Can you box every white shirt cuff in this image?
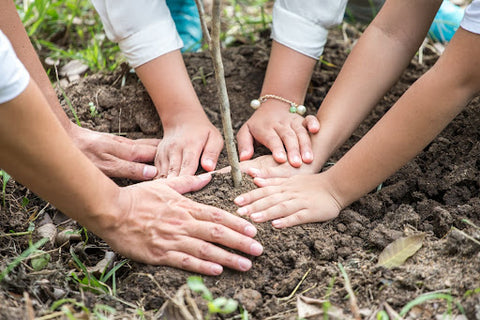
[460,0,480,35]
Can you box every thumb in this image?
[164,173,212,194]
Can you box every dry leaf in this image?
[297,295,349,319]
[377,233,426,268]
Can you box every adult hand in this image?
[102,174,263,275]
[236,100,320,167]
[234,174,341,228]
[68,124,160,180]
[155,114,223,178]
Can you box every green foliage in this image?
[0,170,11,207]
[0,237,48,282]
[399,291,465,318]
[69,247,127,295]
[31,250,51,271]
[187,276,243,319]
[88,101,99,118]
[16,0,121,73]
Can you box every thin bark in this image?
[194,0,242,187]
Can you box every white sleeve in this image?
[0,31,29,104]
[460,0,480,34]
[91,0,183,68]
[272,0,348,59]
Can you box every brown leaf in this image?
[297,295,349,319]
[377,233,426,268]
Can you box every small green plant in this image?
[0,237,48,282]
[51,298,116,319]
[187,276,244,319]
[88,101,99,118]
[399,291,465,318]
[69,247,126,295]
[0,170,11,207]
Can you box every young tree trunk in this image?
[195,0,242,187]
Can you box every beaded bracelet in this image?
[250,94,307,116]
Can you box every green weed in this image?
[187,276,245,319]
[0,170,11,207]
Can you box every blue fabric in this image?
[166,0,203,52]
[428,0,465,43]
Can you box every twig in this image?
[338,262,361,320]
[278,268,311,301]
[194,0,242,187]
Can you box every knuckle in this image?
[198,242,213,257]
[210,210,224,223]
[209,225,225,241]
[180,255,193,269]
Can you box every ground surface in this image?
[1,29,480,319]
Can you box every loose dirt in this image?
[1,29,480,319]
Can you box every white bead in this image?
[250,99,261,109]
[297,105,306,115]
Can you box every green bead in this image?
[289,105,297,113]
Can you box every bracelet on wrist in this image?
[250,94,307,116]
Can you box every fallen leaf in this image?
[377,233,426,268]
[297,295,349,319]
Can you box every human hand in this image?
[68,125,160,180]
[236,100,320,167]
[101,174,263,275]
[234,174,341,228]
[155,114,223,178]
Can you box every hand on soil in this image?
[69,125,160,180]
[234,174,341,228]
[154,118,223,178]
[105,174,262,275]
[237,101,319,167]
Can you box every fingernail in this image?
[143,166,157,179]
[247,168,260,177]
[251,213,263,221]
[272,220,283,228]
[238,257,252,271]
[250,242,263,255]
[275,152,287,161]
[237,207,247,215]
[211,264,223,275]
[234,195,245,205]
[303,151,312,161]
[204,158,214,170]
[244,225,257,237]
[254,177,266,187]
[293,155,301,164]
[240,151,249,159]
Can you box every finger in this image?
[164,173,212,194]
[167,148,183,178]
[104,159,158,181]
[188,219,263,258]
[303,115,320,133]
[133,138,162,147]
[272,209,321,228]
[259,133,287,164]
[236,125,255,161]
[179,148,200,176]
[246,166,292,179]
[155,148,169,179]
[275,127,302,168]
[234,180,286,207]
[292,122,313,164]
[191,203,260,239]
[161,250,225,275]
[200,132,223,172]
[238,192,295,220]
[112,137,159,163]
[249,199,303,223]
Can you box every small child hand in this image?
[234,174,342,228]
[237,99,319,167]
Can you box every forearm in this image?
[0,0,72,130]
[260,41,316,102]
[312,0,441,165]
[326,28,480,208]
[135,50,207,125]
[0,80,120,234]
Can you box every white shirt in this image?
[91,0,348,68]
[461,0,480,34]
[0,31,29,104]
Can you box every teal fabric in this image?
[166,0,203,52]
[428,0,465,43]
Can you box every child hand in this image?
[155,115,223,178]
[234,174,341,228]
[236,100,319,167]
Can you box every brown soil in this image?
[1,29,480,319]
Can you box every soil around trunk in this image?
[1,29,480,319]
